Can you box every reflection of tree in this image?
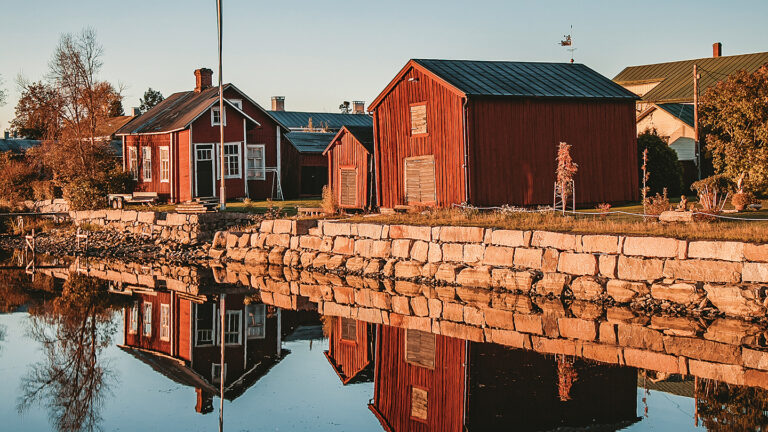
[17,274,123,432]
[0,323,6,354]
[697,379,768,431]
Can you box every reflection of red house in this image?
[369,325,638,431]
[120,291,283,413]
[324,317,373,384]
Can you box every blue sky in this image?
[1,0,767,131]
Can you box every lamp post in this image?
[217,0,226,210]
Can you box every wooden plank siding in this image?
[467,98,639,206]
[373,66,466,208]
[371,325,466,432]
[326,317,371,383]
[326,131,371,209]
[125,134,173,199]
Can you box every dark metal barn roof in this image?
[285,131,336,154]
[269,111,373,130]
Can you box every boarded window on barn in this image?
[405,329,435,369]
[340,168,357,207]
[410,104,427,135]
[340,317,357,342]
[404,155,436,204]
[411,387,428,421]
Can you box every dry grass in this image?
[348,207,768,243]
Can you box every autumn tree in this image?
[700,65,768,195]
[138,87,163,113]
[10,80,62,139]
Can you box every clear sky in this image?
[1,0,767,131]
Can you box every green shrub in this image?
[64,178,107,210]
[638,130,684,197]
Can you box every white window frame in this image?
[142,302,152,337]
[128,147,138,180]
[160,303,170,341]
[194,303,215,346]
[211,363,227,384]
[217,143,241,179]
[159,146,170,183]
[246,304,266,339]
[129,301,138,334]
[228,99,242,109]
[224,310,242,345]
[211,106,226,126]
[246,144,266,180]
[142,147,152,182]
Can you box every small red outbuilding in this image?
[369,59,640,209]
[323,125,375,210]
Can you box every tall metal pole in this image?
[693,64,701,180]
[219,293,226,432]
[217,0,226,210]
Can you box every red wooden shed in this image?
[116,68,294,203]
[323,125,375,210]
[368,59,640,209]
[324,317,373,384]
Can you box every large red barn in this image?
[369,59,640,208]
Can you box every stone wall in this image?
[22,199,70,213]
[70,209,256,245]
[211,219,768,319]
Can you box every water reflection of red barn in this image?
[324,317,374,384]
[369,325,638,431]
[119,290,284,413]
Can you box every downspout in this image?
[276,127,282,200]
[170,133,175,203]
[372,109,381,209]
[462,97,470,204]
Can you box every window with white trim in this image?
[128,147,138,180]
[129,301,138,334]
[195,303,215,346]
[228,99,242,109]
[246,144,265,180]
[224,310,242,345]
[246,304,266,339]
[211,106,226,126]
[142,302,152,337]
[159,146,170,182]
[212,363,227,383]
[142,147,152,181]
[160,304,170,341]
[222,143,240,178]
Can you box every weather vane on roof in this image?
[560,25,576,64]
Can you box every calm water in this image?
[0,253,762,431]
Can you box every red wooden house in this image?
[369,59,640,208]
[120,290,285,413]
[324,317,374,384]
[368,325,637,431]
[116,68,294,202]
[323,126,375,210]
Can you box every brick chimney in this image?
[352,101,365,114]
[271,96,285,111]
[194,68,213,93]
[713,42,722,58]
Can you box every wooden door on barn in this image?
[340,168,357,207]
[404,155,436,205]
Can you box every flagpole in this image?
[217,0,226,210]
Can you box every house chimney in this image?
[194,68,213,93]
[131,107,141,116]
[3,131,8,140]
[352,101,365,114]
[713,42,722,58]
[271,96,285,111]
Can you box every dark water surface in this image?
[0,253,762,431]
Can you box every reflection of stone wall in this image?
[217,262,768,392]
[211,219,768,319]
[70,210,255,244]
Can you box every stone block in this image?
[582,343,622,364]
[322,221,352,236]
[491,269,534,292]
[703,284,766,317]
[531,231,579,251]
[535,272,570,296]
[363,259,383,275]
[492,293,535,314]
[580,235,620,254]
[558,252,598,276]
[137,212,156,224]
[514,314,543,335]
[259,219,274,233]
[456,266,492,287]
[617,324,664,351]
[483,246,515,267]
[394,261,422,279]
[705,318,761,345]
[272,219,293,234]
[688,360,745,386]
[663,335,742,364]
[743,347,768,371]
[371,291,392,310]
[599,322,618,344]
[651,282,703,305]
[428,298,442,318]
[598,255,618,278]
[606,280,649,303]
[688,241,745,262]
[428,242,442,263]
[333,287,355,304]
[623,236,682,258]
[410,241,429,262]
[435,263,458,284]
[617,256,664,281]
[439,226,485,243]
[530,336,577,356]
[411,297,429,316]
[463,306,485,326]
[513,248,543,269]
[237,233,251,248]
[421,263,439,278]
[484,308,516,330]
[745,243,768,262]
[388,224,431,241]
[440,321,484,342]
[463,244,485,263]
[663,259,742,283]
[119,210,138,222]
[542,248,559,272]
[244,249,269,264]
[649,316,702,337]
[570,276,604,300]
[558,317,598,340]
[332,237,355,255]
[441,243,463,262]
[623,348,680,373]
[489,229,530,247]
[442,302,464,321]
[743,262,768,283]
[265,233,291,248]
[345,257,366,272]
[391,239,412,258]
[356,223,383,239]
[392,296,410,315]
[489,329,529,348]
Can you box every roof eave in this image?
[368,59,467,111]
